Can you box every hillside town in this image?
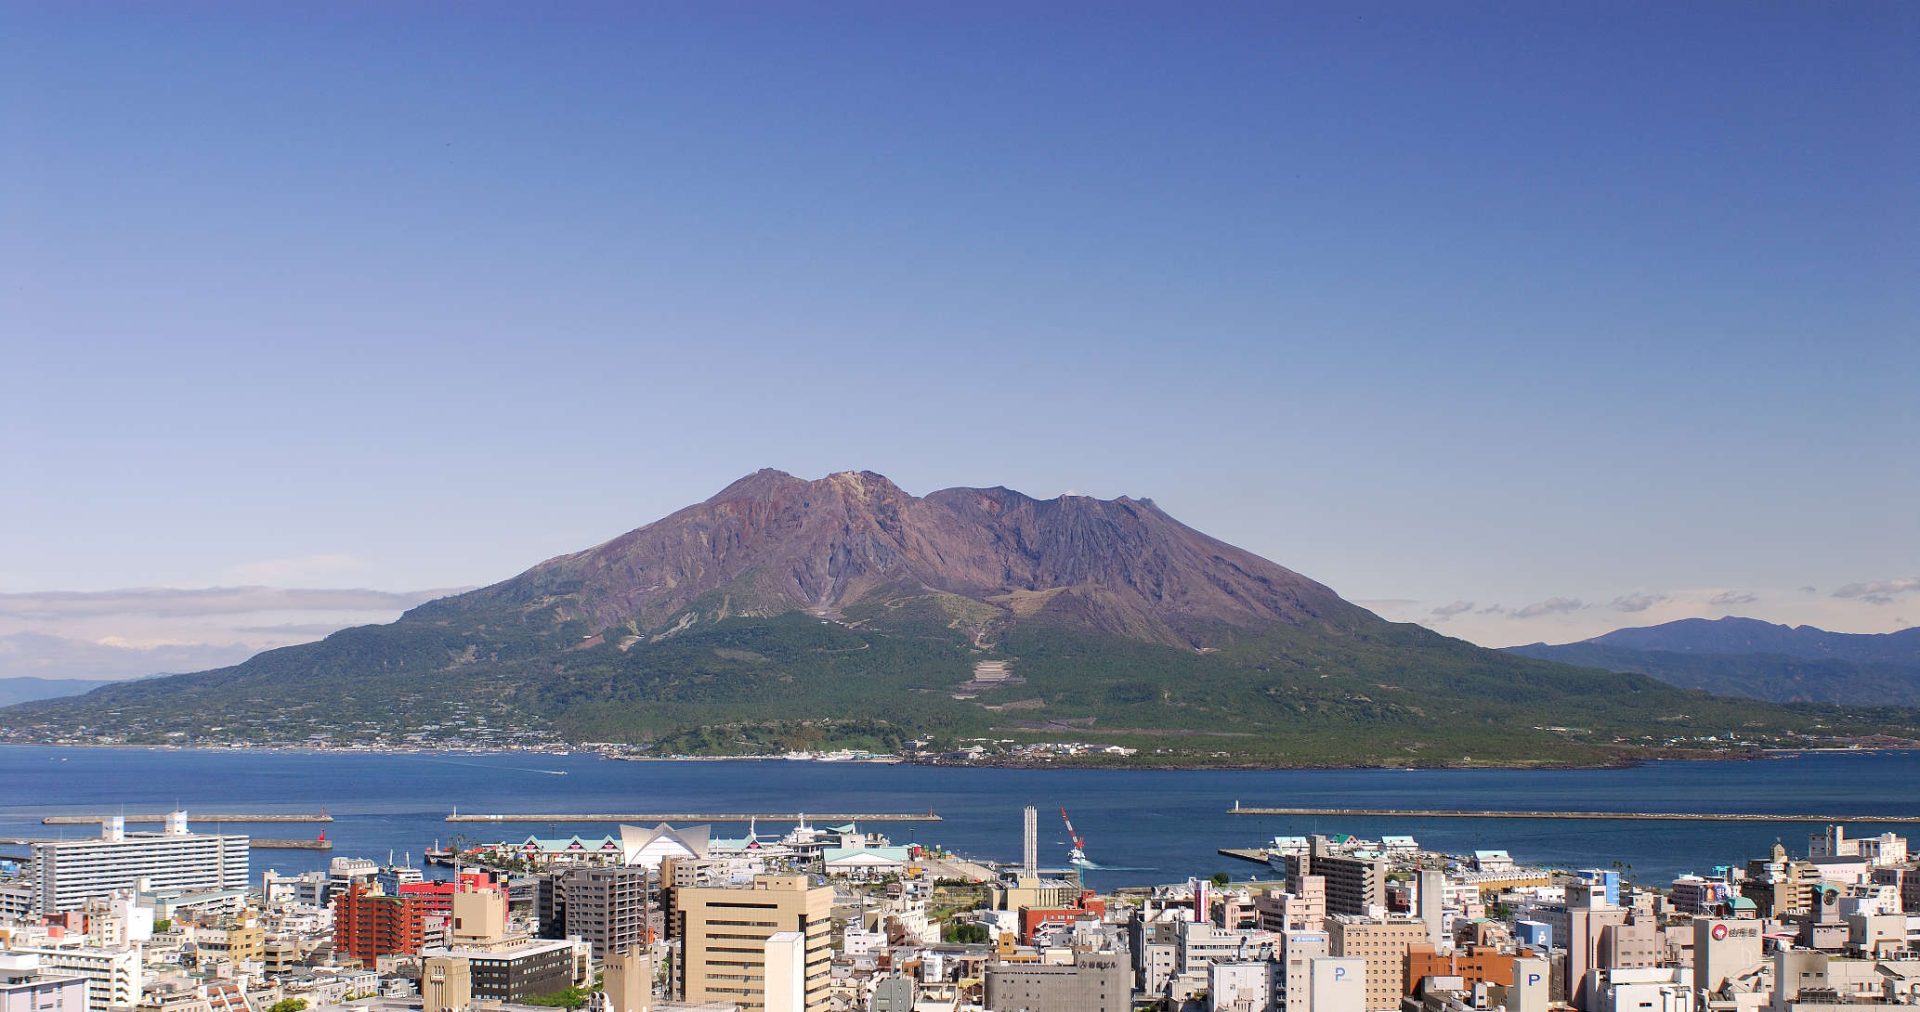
[4,809,1919,1012]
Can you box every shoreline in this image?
[3,739,1915,773]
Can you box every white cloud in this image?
[1512,596,1584,619]
[1610,592,1666,613]
[0,586,457,620]
[1708,590,1759,606]
[1831,577,1920,606]
[218,553,371,584]
[0,585,465,681]
[0,632,258,681]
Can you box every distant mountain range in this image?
[6,472,1914,765]
[1508,617,1920,706]
[0,676,116,708]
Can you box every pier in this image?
[447,812,941,823]
[1218,847,1270,864]
[42,813,333,825]
[1226,806,1919,823]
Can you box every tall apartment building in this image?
[559,866,649,958]
[1329,916,1427,1011]
[1280,842,1385,917]
[673,874,831,1012]
[334,882,426,964]
[31,814,247,915]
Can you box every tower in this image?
[1022,806,1038,874]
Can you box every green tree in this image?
[268,1000,308,1012]
[525,988,590,1009]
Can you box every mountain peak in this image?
[707,468,805,502]
[442,468,1357,649]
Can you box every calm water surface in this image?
[1,746,1914,889]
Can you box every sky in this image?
[2,2,1915,678]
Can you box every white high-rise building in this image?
[762,932,805,1012]
[1,953,88,1012]
[5,945,142,1011]
[31,812,248,914]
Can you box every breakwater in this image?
[447,811,941,823]
[1227,806,1918,823]
[43,813,334,825]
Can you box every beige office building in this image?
[602,948,652,1012]
[674,874,830,1012]
[1329,916,1427,1011]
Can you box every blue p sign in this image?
[1528,974,1542,987]
[1334,968,1347,981]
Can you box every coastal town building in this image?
[0,953,87,1012]
[30,815,247,916]
[673,874,830,1012]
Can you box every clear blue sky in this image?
[1,2,1915,669]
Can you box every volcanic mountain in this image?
[6,471,1909,764]
[430,468,1366,652]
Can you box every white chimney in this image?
[1022,806,1037,874]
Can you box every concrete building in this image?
[1417,870,1447,949]
[868,974,914,1012]
[1208,960,1271,1012]
[1407,944,1532,995]
[1277,931,1331,1012]
[674,874,831,1012]
[762,931,805,1012]
[464,940,578,1003]
[421,956,471,1012]
[1507,957,1550,1012]
[600,948,652,1012]
[1694,917,1765,1002]
[2,947,140,1012]
[1257,879,1328,934]
[30,814,247,915]
[1579,966,1692,1012]
[1280,842,1387,917]
[1329,916,1426,1011]
[450,884,511,949]
[983,954,1130,1012]
[1,954,88,1012]
[1808,826,1908,867]
[335,882,426,964]
[559,866,650,958]
[1308,957,1367,1012]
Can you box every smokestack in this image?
[1022,806,1037,874]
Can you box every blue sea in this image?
[1,746,1915,889]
